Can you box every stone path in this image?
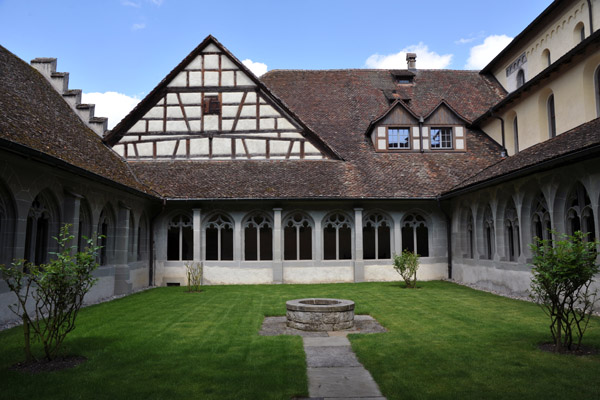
[260,315,387,400]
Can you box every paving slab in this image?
[307,367,383,398]
[259,315,386,337]
[304,346,361,367]
[303,336,350,347]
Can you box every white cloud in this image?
[365,43,453,69]
[465,34,513,69]
[132,23,146,31]
[82,92,140,129]
[242,59,268,77]
[455,37,476,45]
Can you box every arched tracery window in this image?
[363,212,391,260]
[323,213,352,260]
[483,206,495,260]
[167,214,193,261]
[24,192,59,265]
[532,193,552,242]
[205,213,233,261]
[284,212,312,260]
[504,203,520,261]
[244,213,273,261]
[547,94,556,138]
[516,69,525,88]
[402,213,428,257]
[566,183,596,241]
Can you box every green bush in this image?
[529,231,599,351]
[0,224,100,361]
[393,250,420,288]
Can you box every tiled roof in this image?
[130,69,506,199]
[447,117,600,194]
[0,45,152,196]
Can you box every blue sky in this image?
[0,0,551,127]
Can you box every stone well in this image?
[286,298,355,331]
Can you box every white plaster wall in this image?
[283,266,354,284]
[453,262,533,297]
[204,266,273,285]
[364,262,447,282]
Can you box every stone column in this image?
[114,204,132,295]
[272,208,283,283]
[63,191,82,246]
[314,212,323,261]
[193,208,202,262]
[392,212,402,255]
[233,212,243,262]
[353,208,364,282]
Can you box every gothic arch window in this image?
[323,212,352,260]
[244,212,273,261]
[566,183,596,241]
[513,116,519,154]
[98,206,115,265]
[284,212,312,260]
[24,191,59,265]
[547,94,556,138]
[402,213,429,257]
[0,181,16,265]
[516,69,525,88]
[466,212,474,259]
[363,212,391,260]
[137,214,148,261]
[167,214,193,261]
[542,49,551,67]
[128,213,136,262]
[77,199,92,253]
[504,203,520,261]
[483,206,495,260]
[574,22,585,43]
[205,213,233,261]
[532,193,552,242]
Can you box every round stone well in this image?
[286,298,355,331]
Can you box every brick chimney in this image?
[406,53,417,70]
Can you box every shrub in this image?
[529,231,599,352]
[0,224,100,361]
[185,262,203,292]
[393,250,420,288]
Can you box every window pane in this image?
[388,128,410,149]
[205,228,218,260]
[431,128,453,149]
[416,225,428,257]
[167,227,179,260]
[339,227,352,260]
[181,226,193,260]
[299,226,312,260]
[402,226,414,253]
[245,227,257,261]
[363,226,375,259]
[259,227,273,260]
[323,226,336,260]
[221,227,234,261]
[378,225,391,259]
[284,226,297,260]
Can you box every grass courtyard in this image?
[0,281,599,399]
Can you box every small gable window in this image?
[203,96,221,115]
[388,127,410,149]
[430,127,453,149]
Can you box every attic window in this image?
[390,70,414,84]
[396,77,413,84]
[203,96,221,115]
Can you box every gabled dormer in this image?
[368,99,468,152]
[105,36,339,161]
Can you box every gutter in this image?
[441,143,600,200]
[588,0,594,33]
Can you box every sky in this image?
[0,0,552,128]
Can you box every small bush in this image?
[393,250,420,288]
[529,231,599,351]
[185,262,203,292]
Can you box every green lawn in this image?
[0,281,599,399]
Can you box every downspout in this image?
[587,0,594,33]
[419,116,424,153]
[492,113,508,157]
[436,196,452,280]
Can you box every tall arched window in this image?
[516,69,525,88]
[542,49,551,67]
[323,213,352,260]
[566,183,596,241]
[467,213,474,259]
[98,206,115,265]
[574,22,585,43]
[0,181,16,265]
[483,206,494,260]
[547,94,556,138]
[284,212,312,260]
[363,212,391,260]
[532,193,552,242]
[205,213,233,261]
[402,213,428,256]
[504,203,520,262]
[244,213,273,261]
[24,191,59,265]
[513,116,519,154]
[167,214,193,261]
[137,215,148,261]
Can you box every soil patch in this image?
[11,355,87,374]
[538,342,599,356]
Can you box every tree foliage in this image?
[393,250,420,288]
[0,224,100,361]
[529,231,599,352]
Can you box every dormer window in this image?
[203,96,221,115]
[431,127,453,149]
[388,127,410,149]
[391,70,415,85]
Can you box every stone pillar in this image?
[114,205,132,295]
[314,212,323,261]
[63,192,82,246]
[272,208,283,283]
[354,208,364,282]
[193,208,202,262]
[392,212,402,255]
[233,212,243,262]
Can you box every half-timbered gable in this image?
[106,36,337,161]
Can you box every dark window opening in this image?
[323,226,336,260]
[517,69,525,88]
[363,226,375,260]
[402,226,414,253]
[547,94,556,138]
[338,226,352,260]
[203,96,221,115]
[323,213,352,260]
[167,214,193,261]
[206,228,218,260]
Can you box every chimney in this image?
[406,53,417,70]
